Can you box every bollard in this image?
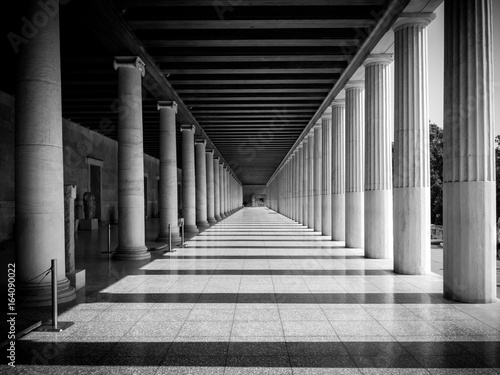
[168,223,172,251]
[101,223,113,254]
[35,259,74,332]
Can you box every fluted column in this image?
[213,156,222,221]
[219,162,226,218]
[331,100,346,241]
[302,138,310,227]
[364,55,394,258]
[156,101,181,243]
[206,148,217,224]
[181,125,199,233]
[321,108,332,237]
[222,165,228,216]
[307,132,315,228]
[113,57,150,260]
[443,0,495,303]
[195,139,209,228]
[16,0,75,305]
[345,81,365,248]
[297,145,304,224]
[313,122,323,232]
[393,14,434,274]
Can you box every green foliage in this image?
[429,124,443,225]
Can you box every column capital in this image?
[205,148,214,155]
[180,124,195,133]
[195,138,207,146]
[321,106,332,120]
[313,119,322,130]
[345,80,365,91]
[219,161,224,165]
[214,155,220,161]
[157,101,178,113]
[331,99,345,108]
[393,12,435,32]
[364,54,393,67]
[113,56,146,77]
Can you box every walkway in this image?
[12,207,500,374]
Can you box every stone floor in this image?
[3,207,500,374]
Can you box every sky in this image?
[427,2,500,135]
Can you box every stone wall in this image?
[0,90,163,240]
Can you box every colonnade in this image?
[267,4,496,304]
[14,0,242,305]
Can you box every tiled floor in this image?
[6,207,500,374]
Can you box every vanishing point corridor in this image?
[13,207,500,374]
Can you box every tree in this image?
[429,123,443,225]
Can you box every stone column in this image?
[64,185,77,274]
[393,14,434,274]
[206,149,217,224]
[443,1,495,303]
[302,138,309,227]
[15,0,75,305]
[364,55,394,258]
[156,101,181,243]
[321,108,332,237]
[331,100,346,241]
[345,81,365,249]
[308,132,315,228]
[113,57,150,260]
[214,156,221,220]
[219,162,226,218]
[297,145,304,224]
[181,125,199,233]
[313,122,323,232]
[195,139,209,228]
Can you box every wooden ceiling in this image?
[1,0,409,185]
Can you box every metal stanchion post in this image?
[36,259,74,332]
[101,223,113,254]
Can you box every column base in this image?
[393,187,430,275]
[345,192,364,249]
[220,213,227,219]
[18,278,76,308]
[214,214,222,221]
[184,224,199,233]
[197,220,210,228]
[364,190,393,259]
[443,181,496,303]
[208,217,217,224]
[113,246,150,261]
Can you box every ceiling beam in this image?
[129,19,377,30]
[144,39,361,48]
[170,79,334,85]
[74,0,242,183]
[155,55,351,63]
[163,68,343,74]
[115,0,385,6]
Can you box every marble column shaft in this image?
[206,149,216,224]
[364,55,394,258]
[15,0,75,305]
[219,163,226,218]
[181,125,199,233]
[308,133,315,228]
[302,139,309,227]
[113,57,150,260]
[331,101,346,241]
[213,156,222,221]
[157,101,181,242]
[443,0,496,303]
[313,123,323,232]
[297,145,304,224]
[393,14,434,274]
[195,139,209,228]
[345,81,365,249]
[321,109,332,237]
